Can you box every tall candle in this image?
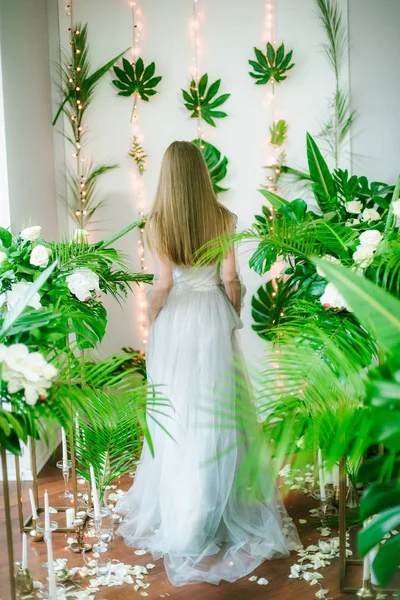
[66,508,75,529]
[61,428,68,470]
[21,532,27,570]
[318,448,327,501]
[90,464,100,518]
[332,465,340,488]
[362,520,371,580]
[29,488,38,521]
[44,490,57,598]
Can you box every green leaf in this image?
[258,188,290,209]
[198,73,208,98]
[0,228,12,249]
[311,260,400,353]
[358,507,400,556]
[306,132,338,213]
[135,57,144,79]
[142,62,155,82]
[371,534,400,587]
[360,481,400,521]
[192,139,229,194]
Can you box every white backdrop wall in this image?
[54,0,347,366]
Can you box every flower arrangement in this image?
[0,220,152,349]
[0,220,156,456]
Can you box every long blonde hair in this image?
[146,141,232,266]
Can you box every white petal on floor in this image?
[134,549,147,555]
[257,578,269,585]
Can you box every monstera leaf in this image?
[112,57,162,101]
[192,139,228,193]
[182,74,230,127]
[249,42,294,87]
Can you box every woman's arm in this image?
[222,246,242,316]
[147,256,173,325]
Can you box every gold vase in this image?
[15,567,34,594]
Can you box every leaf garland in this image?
[192,139,228,194]
[249,42,294,89]
[182,74,230,127]
[112,57,162,102]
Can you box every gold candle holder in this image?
[69,517,92,554]
[357,578,376,598]
[29,517,44,542]
[15,566,34,594]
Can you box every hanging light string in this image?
[130,0,148,351]
[191,0,204,142]
[65,0,87,228]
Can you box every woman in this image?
[116,141,300,586]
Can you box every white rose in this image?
[346,201,363,215]
[0,343,7,361]
[6,281,41,310]
[320,282,351,311]
[0,251,7,265]
[1,342,58,406]
[316,255,340,278]
[353,245,375,267]
[359,229,382,250]
[66,268,100,302]
[20,226,42,241]
[30,245,51,268]
[345,218,360,227]
[362,208,381,222]
[392,199,400,227]
[72,229,89,242]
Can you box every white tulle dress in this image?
[116,226,300,586]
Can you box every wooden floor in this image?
[0,453,363,600]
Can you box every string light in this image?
[130,0,148,351]
[191,0,203,140]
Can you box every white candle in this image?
[21,532,28,570]
[61,428,68,470]
[332,465,340,488]
[66,508,75,529]
[29,489,38,521]
[44,490,57,598]
[363,520,371,581]
[90,464,100,518]
[318,448,327,501]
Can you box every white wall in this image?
[55,0,344,366]
[0,0,60,240]
[348,0,400,183]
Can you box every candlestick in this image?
[44,491,58,598]
[318,448,327,501]
[22,532,27,570]
[29,488,38,520]
[61,428,68,470]
[90,464,100,518]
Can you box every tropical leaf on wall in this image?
[128,135,147,176]
[62,161,119,227]
[249,42,294,89]
[53,23,128,127]
[306,132,340,214]
[112,57,162,102]
[192,139,228,193]
[269,119,288,146]
[182,74,230,127]
[314,0,356,167]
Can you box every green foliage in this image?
[112,57,162,102]
[315,263,400,589]
[63,161,119,228]
[249,42,294,88]
[192,139,228,193]
[315,0,356,166]
[182,74,230,127]
[269,119,288,146]
[128,135,147,175]
[53,23,127,228]
[306,132,339,213]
